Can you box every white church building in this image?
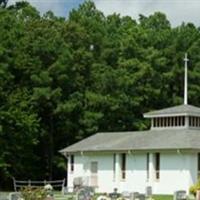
[60,54,200,195]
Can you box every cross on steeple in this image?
[184,53,189,105]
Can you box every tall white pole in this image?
[184,53,189,105]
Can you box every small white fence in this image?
[12,177,65,193]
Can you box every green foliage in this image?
[1,0,200,189]
[21,186,47,200]
[0,0,8,8]
[189,179,200,195]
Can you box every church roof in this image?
[60,129,200,154]
[144,104,200,118]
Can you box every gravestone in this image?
[109,188,120,200]
[137,194,145,200]
[85,186,95,196]
[173,190,187,200]
[122,191,131,199]
[131,192,140,200]
[97,195,109,200]
[0,193,8,200]
[109,192,120,199]
[8,192,21,200]
[133,193,145,200]
[73,177,83,192]
[145,186,152,197]
[76,187,94,200]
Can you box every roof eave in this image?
[59,147,200,154]
[144,113,200,118]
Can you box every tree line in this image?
[1,0,200,189]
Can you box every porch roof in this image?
[59,129,200,154]
[144,104,200,118]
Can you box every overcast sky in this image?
[8,0,200,27]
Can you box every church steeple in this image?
[144,54,200,130]
[184,53,189,105]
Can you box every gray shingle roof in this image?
[144,104,200,117]
[59,129,200,154]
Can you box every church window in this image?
[147,153,149,181]
[198,153,200,178]
[121,153,126,180]
[155,153,160,180]
[113,154,116,180]
[70,155,74,172]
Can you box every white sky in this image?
[7,0,200,27]
[95,0,200,26]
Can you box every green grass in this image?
[0,192,174,200]
[153,195,173,200]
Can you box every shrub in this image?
[189,179,200,196]
[20,186,47,200]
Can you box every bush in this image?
[20,186,47,200]
[189,179,200,196]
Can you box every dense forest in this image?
[1,0,200,189]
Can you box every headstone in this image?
[137,194,145,200]
[76,187,94,200]
[97,195,109,200]
[173,190,187,200]
[109,192,120,200]
[74,177,83,186]
[133,193,145,200]
[73,177,83,192]
[8,192,21,200]
[109,188,120,200]
[0,193,8,200]
[122,191,131,199]
[131,192,139,200]
[76,189,86,200]
[61,186,67,195]
[145,186,152,197]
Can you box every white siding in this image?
[153,152,197,194]
[67,151,198,194]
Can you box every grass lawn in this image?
[0,192,174,200]
[153,195,173,200]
